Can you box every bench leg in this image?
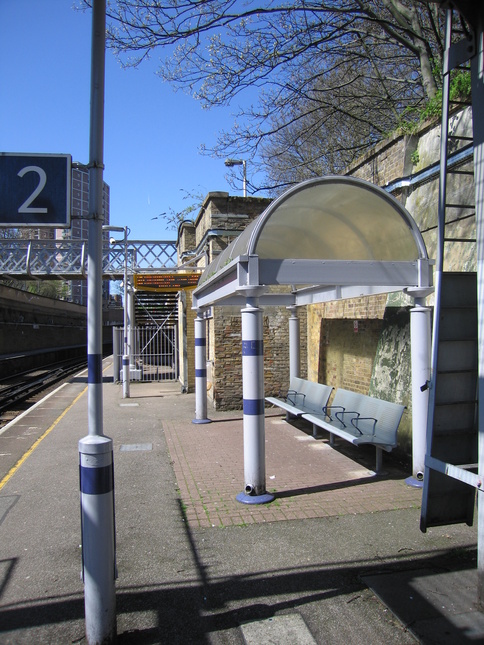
[329,433,336,447]
[312,423,323,439]
[375,447,383,474]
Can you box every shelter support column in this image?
[127,278,135,369]
[288,306,300,381]
[236,297,274,504]
[405,291,432,487]
[471,15,484,607]
[192,310,211,424]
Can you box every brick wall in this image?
[178,289,197,393]
[208,304,308,410]
[178,111,476,458]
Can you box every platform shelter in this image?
[192,176,433,503]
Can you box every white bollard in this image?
[79,434,116,644]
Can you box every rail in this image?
[0,357,88,417]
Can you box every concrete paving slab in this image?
[241,614,317,644]
[363,565,484,644]
[0,362,480,643]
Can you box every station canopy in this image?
[192,176,432,309]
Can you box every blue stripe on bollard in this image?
[243,398,265,415]
[242,340,263,356]
[80,464,114,495]
[195,369,207,377]
[87,353,103,384]
[195,337,206,346]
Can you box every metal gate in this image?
[113,325,179,382]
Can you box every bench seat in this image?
[266,377,333,423]
[302,388,405,473]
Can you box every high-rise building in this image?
[20,164,110,305]
[59,165,110,305]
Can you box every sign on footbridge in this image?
[134,272,200,292]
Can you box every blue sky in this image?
[0,0,255,241]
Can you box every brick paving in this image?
[163,408,421,529]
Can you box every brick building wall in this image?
[305,109,475,454]
[177,111,475,457]
[208,304,308,410]
[177,193,277,401]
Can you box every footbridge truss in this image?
[0,238,181,279]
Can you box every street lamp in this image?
[104,225,130,398]
[225,158,247,197]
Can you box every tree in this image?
[95,0,451,192]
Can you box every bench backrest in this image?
[287,378,332,413]
[287,376,306,396]
[328,388,405,445]
[328,389,363,418]
[298,380,333,413]
[356,395,405,445]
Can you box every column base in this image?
[405,475,424,488]
[236,491,275,505]
[192,418,212,425]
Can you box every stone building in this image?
[177,109,475,461]
[308,108,475,453]
[177,191,308,408]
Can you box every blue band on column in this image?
[242,340,263,356]
[195,337,206,346]
[87,354,103,384]
[195,368,207,377]
[243,398,265,415]
[79,464,113,495]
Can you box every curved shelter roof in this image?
[193,176,432,309]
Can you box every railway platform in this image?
[0,357,481,644]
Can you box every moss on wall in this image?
[369,306,412,453]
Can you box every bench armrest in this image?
[286,391,306,406]
[322,404,343,421]
[351,416,377,436]
[323,405,359,428]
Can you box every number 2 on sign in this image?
[17,166,48,214]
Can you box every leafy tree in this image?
[91,0,457,192]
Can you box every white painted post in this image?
[127,277,135,369]
[112,327,119,384]
[407,295,431,487]
[193,311,211,424]
[237,297,274,504]
[471,13,484,606]
[288,306,300,381]
[79,436,116,643]
[79,1,117,642]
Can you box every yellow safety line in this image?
[0,386,87,491]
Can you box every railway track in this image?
[0,358,88,428]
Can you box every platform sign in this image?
[134,272,201,292]
[0,153,71,227]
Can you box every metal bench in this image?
[265,377,333,431]
[302,388,405,473]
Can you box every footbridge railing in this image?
[0,239,178,279]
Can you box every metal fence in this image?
[113,325,179,382]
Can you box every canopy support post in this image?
[237,296,274,504]
[192,310,211,424]
[288,306,300,381]
[405,288,432,488]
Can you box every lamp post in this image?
[225,158,247,197]
[104,225,130,398]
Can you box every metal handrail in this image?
[0,238,178,279]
